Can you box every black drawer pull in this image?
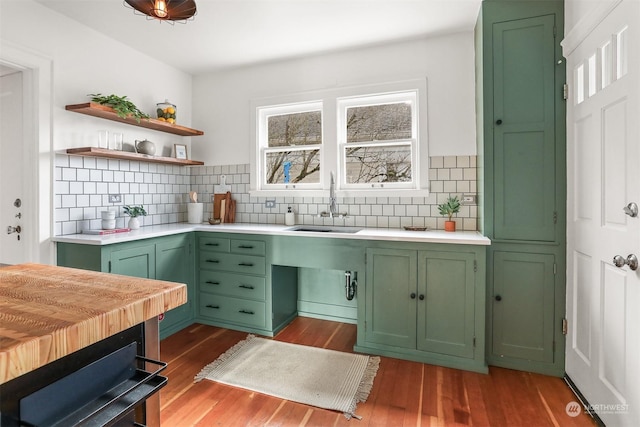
[239,284,255,290]
[206,304,220,309]
[206,281,220,285]
[238,262,254,267]
[206,259,220,264]
[239,309,255,315]
[238,245,254,249]
[205,243,220,246]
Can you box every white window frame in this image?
[257,101,323,191]
[250,79,428,198]
[337,91,419,191]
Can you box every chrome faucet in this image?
[328,172,338,217]
[319,171,347,218]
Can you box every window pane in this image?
[346,103,412,143]
[267,111,322,147]
[345,145,411,184]
[266,150,320,184]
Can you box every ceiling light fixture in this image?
[124,0,197,24]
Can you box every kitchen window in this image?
[250,79,428,197]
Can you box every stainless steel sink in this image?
[285,225,362,234]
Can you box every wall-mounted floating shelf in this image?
[65,102,204,137]
[66,147,204,166]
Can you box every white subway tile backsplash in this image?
[55,155,479,235]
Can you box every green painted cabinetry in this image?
[196,232,297,336]
[356,242,487,373]
[56,233,195,339]
[476,0,566,376]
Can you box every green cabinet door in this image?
[491,251,555,363]
[109,244,156,279]
[417,251,475,358]
[493,14,557,242]
[365,248,417,349]
[156,234,194,337]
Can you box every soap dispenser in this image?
[285,206,295,226]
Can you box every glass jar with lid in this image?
[156,99,176,124]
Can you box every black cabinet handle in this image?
[238,245,254,249]
[205,281,220,285]
[206,259,220,264]
[410,293,416,299]
[496,119,503,125]
[495,295,502,302]
[419,294,425,300]
[239,285,255,290]
[206,304,220,309]
[239,309,255,315]
[205,243,219,246]
[238,262,254,267]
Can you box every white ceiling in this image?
[34,0,482,75]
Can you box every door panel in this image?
[110,245,155,279]
[417,251,475,358]
[493,15,557,241]
[492,251,555,363]
[365,248,416,349]
[566,1,640,424]
[156,235,193,332]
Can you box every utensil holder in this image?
[187,203,203,224]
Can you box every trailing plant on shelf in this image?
[437,196,461,232]
[89,93,149,123]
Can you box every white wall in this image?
[0,0,194,157]
[192,32,477,166]
[565,0,619,33]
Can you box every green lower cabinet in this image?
[56,234,195,339]
[357,245,486,373]
[417,251,476,359]
[489,250,556,370]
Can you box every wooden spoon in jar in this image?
[189,191,198,203]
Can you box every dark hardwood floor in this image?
[159,317,595,426]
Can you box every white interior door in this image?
[566,1,640,425]
[0,68,27,265]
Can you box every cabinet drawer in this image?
[199,294,266,328]
[199,252,265,275]
[199,236,230,252]
[231,239,266,256]
[199,270,266,301]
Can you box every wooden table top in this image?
[0,263,187,384]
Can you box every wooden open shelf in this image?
[66,147,204,166]
[65,102,204,137]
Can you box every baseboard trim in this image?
[563,374,606,427]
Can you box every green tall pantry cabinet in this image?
[56,233,195,339]
[475,0,566,376]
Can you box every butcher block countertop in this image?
[0,263,187,385]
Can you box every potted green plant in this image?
[437,196,461,232]
[89,93,149,123]
[123,205,147,230]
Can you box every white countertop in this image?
[52,223,491,246]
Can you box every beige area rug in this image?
[194,334,380,419]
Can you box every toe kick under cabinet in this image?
[196,233,297,335]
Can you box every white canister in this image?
[102,219,116,230]
[187,203,204,224]
[101,210,116,220]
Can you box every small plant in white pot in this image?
[437,196,461,232]
[123,205,147,230]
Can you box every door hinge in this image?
[473,260,477,272]
[563,83,569,100]
[553,211,558,224]
[108,260,112,273]
[553,263,557,275]
[562,318,568,335]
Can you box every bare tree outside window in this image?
[345,103,413,184]
[266,111,321,184]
